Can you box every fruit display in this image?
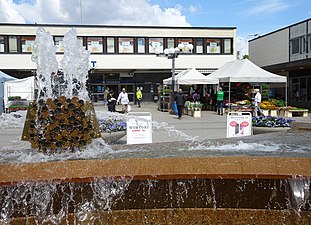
[260,101,275,109]
[22,96,101,154]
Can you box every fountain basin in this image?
[1,130,311,224]
[1,156,311,185]
[1,154,311,224]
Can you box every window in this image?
[0,36,4,52]
[137,38,145,53]
[118,37,134,53]
[21,36,35,53]
[301,37,306,53]
[87,37,103,53]
[195,38,203,54]
[308,77,311,101]
[290,76,309,102]
[308,35,311,52]
[9,36,17,53]
[107,37,115,53]
[149,38,163,53]
[300,77,307,101]
[291,38,299,54]
[167,38,175,49]
[177,38,193,53]
[290,77,299,101]
[206,39,221,53]
[55,37,64,52]
[224,39,232,54]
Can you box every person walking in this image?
[117,88,130,113]
[107,90,116,112]
[136,87,143,108]
[103,87,109,105]
[174,88,186,119]
[254,88,264,116]
[216,86,224,115]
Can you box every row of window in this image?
[290,34,311,54]
[0,35,233,55]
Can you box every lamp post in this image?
[155,43,193,92]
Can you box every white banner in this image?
[127,112,152,144]
[226,112,252,138]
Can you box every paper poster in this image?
[226,112,252,138]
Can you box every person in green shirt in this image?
[136,87,143,107]
[216,86,224,115]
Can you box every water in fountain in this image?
[1,176,310,224]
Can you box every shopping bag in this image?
[127,104,132,112]
[172,101,178,115]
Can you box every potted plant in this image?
[192,102,203,117]
[184,101,190,115]
[8,96,21,101]
[252,116,294,135]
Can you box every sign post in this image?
[127,112,152,144]
[226,112,252,138]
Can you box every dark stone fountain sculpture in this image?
[21,27,101,154]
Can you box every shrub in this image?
[252,116,294,127]
[98,119,126,132]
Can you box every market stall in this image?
[0,71,16,114]
[208,59,287,112]
[3,76,35,112]
[163,68,219,86]
[162,68,219,116]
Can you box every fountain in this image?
[21,27,101,154]
[0,28,310,224]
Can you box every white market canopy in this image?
[208,59,287,83]
[208,59,288,107]
[0,71,16,81]
[0,71,17,114]
[163,69,187,85]
[163,68,219,85]
[3,76,35,109]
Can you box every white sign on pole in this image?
[127,112,152,144]
[226,112,252,138]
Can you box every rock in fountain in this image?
[21,28,100,153]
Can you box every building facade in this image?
[0,23,236,102]
[249,18,311,109]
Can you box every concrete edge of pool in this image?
[1,156,311,186]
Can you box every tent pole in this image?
[229,82,231,112]
[285,79,288,107]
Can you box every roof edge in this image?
[0,23,236,30]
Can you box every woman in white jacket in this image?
[117,88,130,113]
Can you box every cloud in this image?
[247,0,290,15]
[0,0,190,26]
[0,0,26,23]
[188,5,200,13]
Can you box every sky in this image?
[0,0,310,55]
